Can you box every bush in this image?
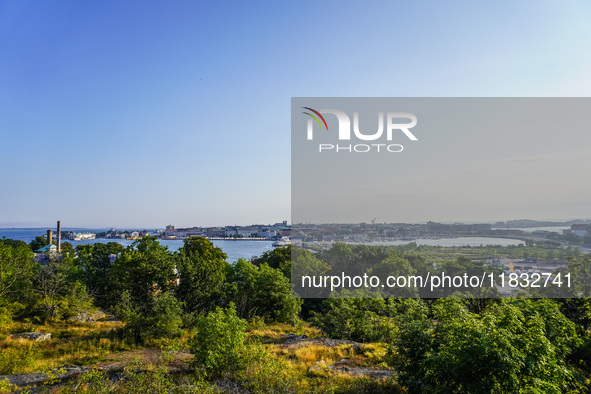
[0,306,12,327]
[0,344,38,375]
[189,303,247,378]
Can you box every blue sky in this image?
[1,1,591,228]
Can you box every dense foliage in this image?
[0,237,297,342]
[189,303,247,378]
[392,298,580,393]
[2,236,591,392]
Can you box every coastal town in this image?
[34,221,293,255]
[43,219,591,251]
[59,221,292,242]
[292,220,591,246]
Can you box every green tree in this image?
[568,255,591,297]
[0,239,39,323]
[349,244,392,275]
[225,258,258,319]
[559,298,591,335]
[368,254,418,297]
[30,236,49,252]
[563,233,582,245]
[114,290,183,343]
[292,247,331,298]
[435,256,499,298]
[59,241,75,255]
[252,263,301,324]
[312,297,399,342]
[392,299,580,393]
[34,254,94,321]
[253,245,291,278]
[76,242,125,308]
[226,259,301,324]
[1,238,28,248]
[0,239,38,299]
[111,237,177,308]
[176,237,228,313]
[319,243,356,275]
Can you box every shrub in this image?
[0,344,38,375]
[189,303,246,378]
[0,306,12,327]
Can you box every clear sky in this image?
[1,1,591,228]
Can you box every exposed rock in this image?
[316,338,362,350]
[9,332,51,341]
[307,360,327,375]
[0,365,91,387]
[284,333,308,342]
[68,311,95,323]
[327,358,395,380]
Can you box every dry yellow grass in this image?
[1,319,404,393]
[245,321,323,345]
[293,343,358,365]
[0,320,133,374]
[269,339,390,373]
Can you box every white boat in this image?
[272,238,291,247]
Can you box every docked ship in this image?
[68,232,96,241]
[272,237,291,247]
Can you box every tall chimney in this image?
[57,221,61,253]
[47,230,52,246]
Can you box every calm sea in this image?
[0,228,275,263]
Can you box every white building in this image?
[68,233,96,240]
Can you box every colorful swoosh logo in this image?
[302,107,329,131]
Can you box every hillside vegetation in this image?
[1,237,591,392]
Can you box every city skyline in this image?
[4,217,591,231]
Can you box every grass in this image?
[0,320,133,374]
[246,321,323,344]
[0,319,404,393]
[243,324,399,393]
